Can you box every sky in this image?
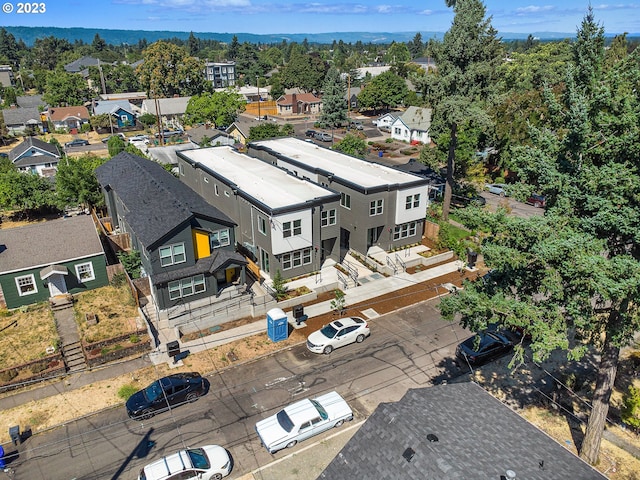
[1,0,638,36]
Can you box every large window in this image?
[340,192,351,209]
[168,275,206,300]
[210,228,230,249]
[321,209,336,227]
[75,262,95,282]
[369,199,383,216]
[15,274,37,296]
[283,219,302,238]
[393,222,418,240]
[258,216,267,235]
[159,243,186,267]
[405,194,421,209]
[281,248,312,270]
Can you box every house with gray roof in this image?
[186,125,236,147]
[141,96,190,130]
[92,100,136,128]
[320,382,607,480]
[248,137,429,259]
[2,106,43,135]
[8,136,61,177]
[177,146,341,281]
[0,215,108,309]
[16,94,45,109]
[390,106,432,144]
[64,56,105,74]
[95,152,248,324]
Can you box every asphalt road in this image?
[480,191,544,219]
[11,298,470,480]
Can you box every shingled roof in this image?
[8,136,61,163]
[95,152,235,249]
[319,382,607,480]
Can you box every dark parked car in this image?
[65,138,89,148]
[450,193,487,208]
[455,331,513,367]
[527,194,546,208]
[126,372,205,420]
[304,129,317,137]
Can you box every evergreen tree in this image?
[319,68,347,129]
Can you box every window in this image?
[210,229,230,248]
[393,222,418,240]
[214,184,219,196]
[75,262,95,282]
[16,274,37,296]
[281,248,312,270]
[203,176,209,184]
[168,275,206,300]
[283,219,302,238]
[321,209,336,227]
[159,243,186,267]
[369,199,383,216]
[120,114,128,123]
[258,216,267,235]
[405,194,421,209]
[340,192,351,209]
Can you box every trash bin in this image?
[167,340,180,358]
[9,425,20,446]
[378,151,383,157]
[293,304,304,319]
[0,444,5,468]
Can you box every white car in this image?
[255,391,353,454]
[485,183,508,197]
[306,316,370,354]
[129,134,150,143]
[138,445,231,480]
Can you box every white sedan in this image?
[137,445,231,480]
[255,391,353,454]
[485,183,508,197]
[306,316,370,354]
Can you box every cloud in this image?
[515,5,556,14]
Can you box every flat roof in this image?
[252,137,426,189]
[179,146,337,211]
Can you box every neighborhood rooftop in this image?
[0,215,103,274]
[178,146,338,210]
[251,137,426,189]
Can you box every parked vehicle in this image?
[101,133,126,143]
[137,445,231,480]
[256,391,353,454]
[485,183,508,197]
[455,330,513,367]
[155,129,184,138]
[304,129,317,137]
[314,132,333,142]
[306,317,370,354]
[65,138,89,148]
[527,194,546,208]
[450,194,487,208]
[128,134,149,142]
[350,121,364,130]
[126,372,205,420]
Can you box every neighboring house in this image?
[355,65,391,79]
[320,382,607,480]
[276,93,322,116]
[393,158,445,200]
[226,115,263,146]
[177,146,341,281]
[204,61,236,88]
[16,94,45,109]
[99,91,147,105]
[248,137,429,258]
[234,85,271,103]
[2,106,43,135]
[146,142,200,169]
[0,65,14,88]
[92,100,136,128]
[140,96,190,129]
[345,86,361,111]
[64,55,104,74]
[47,106,91,132]
[8,136,60,177]
[373,112,398,131]
[95,152,248,324]
[412,56,436,72]
[0,215,109,309]
[390,106,432,144]
[186,125,236,147]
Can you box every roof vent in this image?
[427,433,439,442]
[402,447,415,463]
[505,470,516,480]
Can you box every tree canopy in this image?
[184,89,246,127]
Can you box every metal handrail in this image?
[386,256,398,274]
[395,253,406,272]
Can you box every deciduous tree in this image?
[184,89,245,127]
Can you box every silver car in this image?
[485,183,508,197]
[306,316,370,354]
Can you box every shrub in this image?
[271,270,288,300]
[118,384,139,400]
[622,385,640,429]
[30,361,48,374]
[330,289,346,314]
[129,334,140,344]
[0,369,18,383]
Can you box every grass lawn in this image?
[0,304,58,366]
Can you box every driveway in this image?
[480,192,544,219]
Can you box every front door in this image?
[48,274,68,297]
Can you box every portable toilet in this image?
[267,308,289,342]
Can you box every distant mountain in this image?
[1,26,592,47]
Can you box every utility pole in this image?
[154,95,164,146]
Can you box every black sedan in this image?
[455,331,513,367]
[126,372,205,420]
[65,138,89,148]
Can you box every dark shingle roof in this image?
[319,382,607,480]
[9,136,61,163]
[16,94,44,108]
[95,152,235,249]
[64,56,104,73]
[2,106,42,126]
[0,215,104,273]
